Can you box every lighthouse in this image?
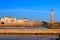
[50,9,54,24]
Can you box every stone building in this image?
[1,16,17,24]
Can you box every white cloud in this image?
[0,9,49,13]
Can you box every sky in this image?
[0,0,60,22]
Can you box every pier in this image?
[0,29,60,37]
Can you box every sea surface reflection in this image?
[0,26,47,29]
[0,36,55,40]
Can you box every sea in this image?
[0,36,56,40]
[0,26,58,40]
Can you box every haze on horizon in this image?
[0,0,60,22]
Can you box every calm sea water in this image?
[0,36,55,40]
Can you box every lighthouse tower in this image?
[50,9,54,24]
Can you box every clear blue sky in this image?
[0,0,60,22]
